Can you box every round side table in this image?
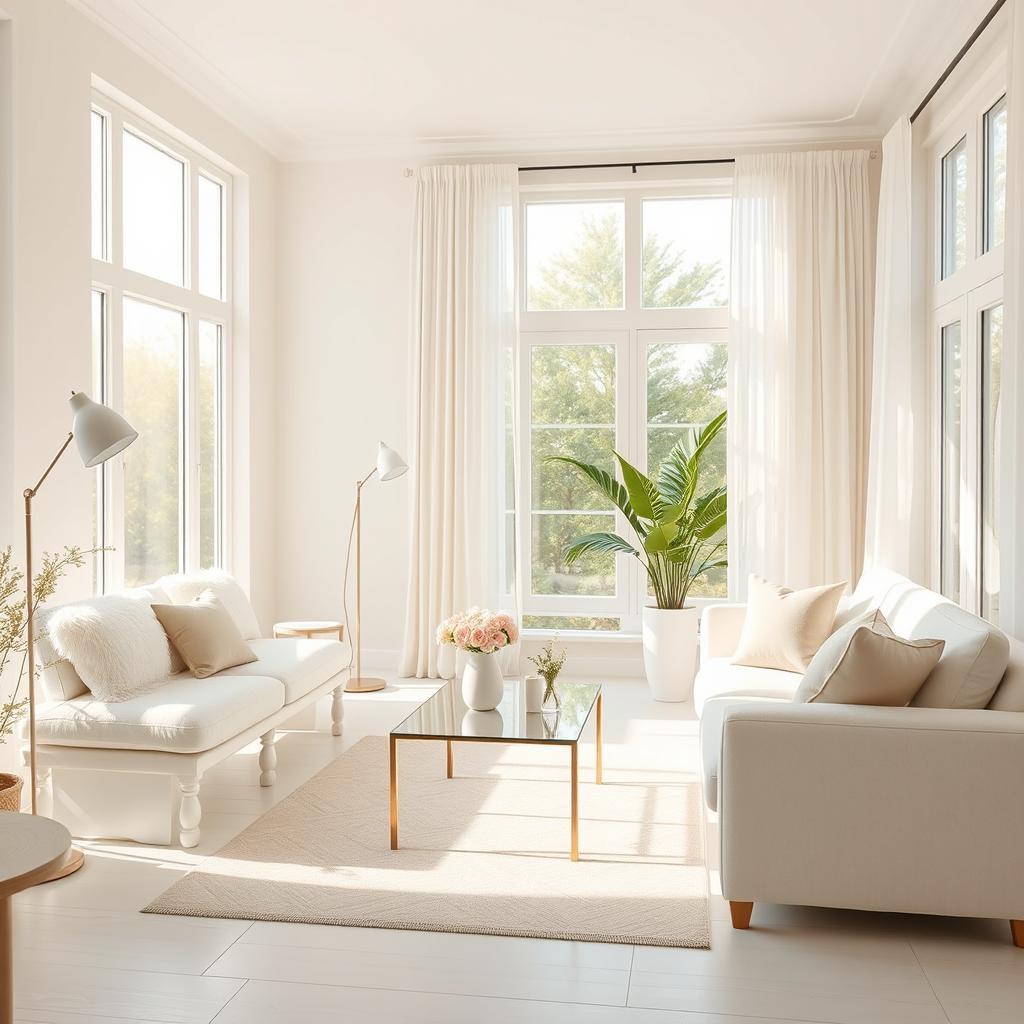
[0,813,73,1024]
[273,620,345,641]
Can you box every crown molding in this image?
[67,0,294,158]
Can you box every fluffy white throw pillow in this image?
[47,595,172,702]
[158,570,261,640]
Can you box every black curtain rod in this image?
[910,0,1007,123]
[519,157,736,173]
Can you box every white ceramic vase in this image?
[641,605,699,703]
[461,651,504,711]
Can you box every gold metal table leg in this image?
[389,734,398,849]
[446,739,453,779]
[595,692,603,784]
[570,742,579,861]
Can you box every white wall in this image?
[275,159,413,661]
[0,0,278,768]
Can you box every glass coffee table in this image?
[389,679,602,861]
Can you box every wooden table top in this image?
[0,813,72,898]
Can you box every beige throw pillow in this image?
[732,575,847,673]
[152,591,257,679]
[795,609,945,705]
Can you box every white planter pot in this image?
[461,651,504,711]
[642,605,699,703]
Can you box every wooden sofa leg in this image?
[1011,920,1024,948]
[259,730,278,787]
[178,777,202,849]
[331,685,344,737]
[729,901,754,929]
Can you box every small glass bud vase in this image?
[541,674,561,713]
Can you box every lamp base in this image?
[345,677,387,694]
[41,845,85,883]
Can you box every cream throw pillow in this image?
[152,591,257,679]
[795,609,945,705]
[732,575,847,673]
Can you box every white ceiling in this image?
[73,0,996,160]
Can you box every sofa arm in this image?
[719,702,1024,921]
[699,603,747,662]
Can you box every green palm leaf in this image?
[563,532,640,567]
[546,457,643,535]
[613,452,664,523]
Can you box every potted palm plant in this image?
[549,411,726,701]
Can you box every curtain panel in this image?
[400,164,520,679]
[729,150,875,597]
[863,118,929,582]
[999,0,1024,637]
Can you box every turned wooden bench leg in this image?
[729,900,754,929]
[1011,920,1024,948]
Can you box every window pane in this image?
[198,175,224,299]
[532,513,616,596]
[91,111,107,261]
[122,298,183,585]
[982,305,1002,623]
[984,96,1007,253]
[940,138,967,279]
[123,129,185,286]
[642,198,730,308]
[198,321,222,569]
[646,342,727,597]
[526,201,624,311]
[522,615,621,632]
[940,322,962,602]
[531,344,615,424]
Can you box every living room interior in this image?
[0,0,1022,1021]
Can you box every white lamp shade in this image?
[69,391,139,468]
[376,442,408,482]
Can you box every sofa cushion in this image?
[794,609,945,706]
[28,673,285,753]
[158,571,261,640]
[153,592,257,678]
[694,657,803,716]
[215,637,349,703]
[731,575,847,673]
[988,637,1024,711]
[852,568,1009,709]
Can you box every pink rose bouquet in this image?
[436,608,519,654]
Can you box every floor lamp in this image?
[24,391,138,879]
[344,442,407,693]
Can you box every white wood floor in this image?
[12,675,1021,1024]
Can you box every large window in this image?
[519,184,731,634]
[91,96,231,590]
[927,74,1005,623]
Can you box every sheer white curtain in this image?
[400,164,520,679]
[729,150,875,597]
[863,118,929,581]
[999,0,1024,637]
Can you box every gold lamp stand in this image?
[21,391,138,880]
[344,442,407,694]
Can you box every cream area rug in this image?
[145,733,710,948]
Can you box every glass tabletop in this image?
[391,680,601,744]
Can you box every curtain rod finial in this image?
[404,167,414,178]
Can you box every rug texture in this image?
[144,733,710,947]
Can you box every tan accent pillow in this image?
[795,609,945,705]
[732,575,847,673]
[152,591,257,679]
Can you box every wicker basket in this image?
[0,772,24,812]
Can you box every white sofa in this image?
[696,568,1024,945]
[21,573,350,848]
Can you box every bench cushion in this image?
[30,673,285,753]
[217,638,348,704]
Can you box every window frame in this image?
[91,93,233,590]
[518,178,732,636]
[922,54,1006,621]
